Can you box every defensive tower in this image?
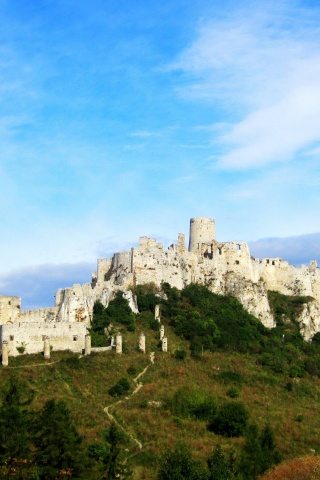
[188,217,216,253]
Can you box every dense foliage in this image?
[207,401,248,437]
[137,283,320,381]
[91,292,136,346]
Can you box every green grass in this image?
[2,308,320,478]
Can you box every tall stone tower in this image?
[188,218,216,253]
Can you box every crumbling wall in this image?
[0,322,87,356]
[0,296,21,324]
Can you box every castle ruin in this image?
[1,217,320,359]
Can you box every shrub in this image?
[285,381,293,392]
[168,387,217,421]
[218,370,244,385]
[108,378,130,397]
[208,401,248,437]
[158,442,208,480]
[226,387,240,398]
[127,366,137,376]
[174,349,187,360]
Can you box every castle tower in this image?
[188,218,216,253]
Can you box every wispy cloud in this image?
[171,1,320,169]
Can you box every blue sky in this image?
[1,0,320,309]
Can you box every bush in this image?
[158,442,208,480]
[127,366,137,376]
[218,370,244,385]
[108,378,131,397]
[226,387,240,398]
[174,349,187,360]
[208,401,248,437]
[168,387,217,421]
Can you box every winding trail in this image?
[103,352,155,450]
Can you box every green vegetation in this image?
[1,283,320,479]
[207,401,248,437]
[108,377,131,397]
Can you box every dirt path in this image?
[103,351,155,450]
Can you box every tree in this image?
[239,423,262,480]
[33,399,83,479]
[260,424,282,473]
[239,423,282,480]
[157,442,208,480]
[207,445,236,480]
[0,376,34,479]
[88,422,131,479]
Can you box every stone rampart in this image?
[0,322,87,357]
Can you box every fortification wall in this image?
[20,307,58,323]
[2,216,320,349]
[1,322,87,357]
[256,260,320,301]
[97,258,113,283]
[131,243,195,290]
[0,296,21,324]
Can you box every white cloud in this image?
[171,2,320,169]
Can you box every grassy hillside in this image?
[1,284,320,479]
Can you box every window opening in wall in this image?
[218,248,222,255]
[8,301,11,305]
[235,260,239,265]
[267,259,270,264]
[272,261,275,265]
[10,335,14,341]
[73,336,78,341]
[236,244,241,250]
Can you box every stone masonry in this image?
[1,217,320,353]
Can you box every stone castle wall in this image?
[1,217,320,349]
[0,296,21,324]
[1,322,87,357]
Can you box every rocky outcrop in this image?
[297,300,320,341]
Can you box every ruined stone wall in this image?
[97,258,113,283]
[0,296,21,324]
[20,307,58,323]
[256,259,320,302]
[0,322,87,357]
[2,217,320,349]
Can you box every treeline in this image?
[0,376,130,479]
[158,420,282,480]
